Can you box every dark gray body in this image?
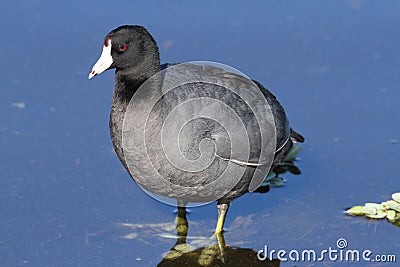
[110,63,302,202]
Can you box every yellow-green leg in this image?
[215,203,229,234]
[214,202,229,263]
[175,201,188,245]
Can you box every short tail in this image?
[290,129,305,143]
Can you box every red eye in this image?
[119,44,127,51]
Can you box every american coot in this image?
[89,25,304,234]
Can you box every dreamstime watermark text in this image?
[257,238,396,263]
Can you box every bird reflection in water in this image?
[157,206,281,267]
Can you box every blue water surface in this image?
[1,1,399,266]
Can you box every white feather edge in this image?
[215,154,266,166]
[214,135,290,167]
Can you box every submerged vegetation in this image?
[257,145,302,189]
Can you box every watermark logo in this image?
[257,238,397,263]
[336,238,347,249]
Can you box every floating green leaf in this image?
[387,210,396,220]
[260,171,277,187]
[346,206,374,216]
[283,146,302,162]
[265,171,277,182]
[345,206,362,215]
[387,201,400,212]
[268,177,284,187]
[346,192,400,227]
[258,145,302,190]
[366,211,387,219]
[365,203,384,211]
[392,193,400,203]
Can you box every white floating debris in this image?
[12,102,26,109]
[122,233,138,239]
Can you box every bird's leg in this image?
[162,201,189,261]
[175,200,188,245]
[213,201,229,263]
[216,231,227,262]
[215,201,230,234]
